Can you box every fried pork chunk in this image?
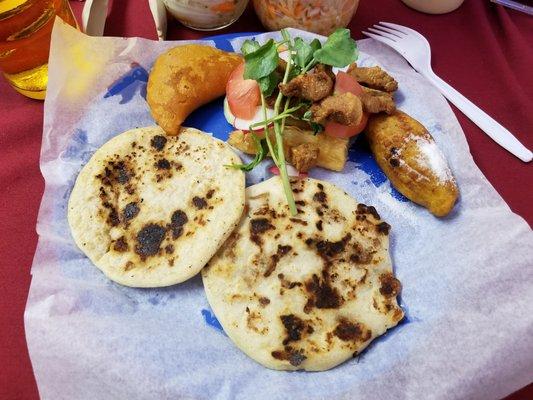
[279,64,334,101]
[347,63,398,92]
[314,63,336,80]
[289,143,319,172]
[311,92,364,126]
[360,87,396,114]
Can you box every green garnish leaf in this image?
[313,28,358,68]
[310,122,324,135]
[310,38,322,54]
[294,38,321,70]
[227,134,268,172]
[243,39,279,80]
[241,39,261,56]
[258,73,280,97]
[301,108,324,135]
[288,65,301,81]
[302,109,313,121]
[294,37,313,68]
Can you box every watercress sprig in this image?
[233,28,358,216]
[227,133,268,172]
[272,28,297,216]
[305,28,358,72]
[248,104,304,129]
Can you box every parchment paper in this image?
[25,19,533,400]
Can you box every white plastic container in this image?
[162,0,249,31]
[401,0,465,14]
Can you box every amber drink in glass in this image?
[0,0,77,99]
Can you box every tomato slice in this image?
[325,113,369,138]
[334,71,364,96]
[324,71,369,138]
[223,97,275,132]
[226,63,261,120]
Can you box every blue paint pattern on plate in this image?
[183,98,234,141]
[104,62,148,103]
[349,137,409,202]
[63,129,88,160]
[201,308,225,334]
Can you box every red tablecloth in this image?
[0,1,531,398]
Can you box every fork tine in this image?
[379,21,431,50]
[371,24,405,38]
[379,22,426,41]
[362,31,401,52]
[368,27,399,41]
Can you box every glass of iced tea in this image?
[0,0,77,99]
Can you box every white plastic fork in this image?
[363,22,532,163]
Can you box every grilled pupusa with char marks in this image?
[68,126,245,287]
[202,177,403,371]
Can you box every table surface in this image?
[0,1,531,399]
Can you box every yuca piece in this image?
[366,111,459,217]
[68,126,245,287]
[147,45,242,135]
[202,177,403,371]
[228,126,349,172]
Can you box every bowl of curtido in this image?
[252,0,359,36]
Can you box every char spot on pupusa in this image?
[135,224,166,260]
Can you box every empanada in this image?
[147,45,242,135]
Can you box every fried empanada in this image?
[366,111,459,217]
[147,45,242,135]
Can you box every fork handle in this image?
[421,70,532,162]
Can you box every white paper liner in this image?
[25,21,533,400]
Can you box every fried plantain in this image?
[366,111,458,217]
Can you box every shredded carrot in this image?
[267,2,278,18]
[278,3,290,16]
[257,0,352,32]
[294,2,303,17]
[211,1,236,13]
